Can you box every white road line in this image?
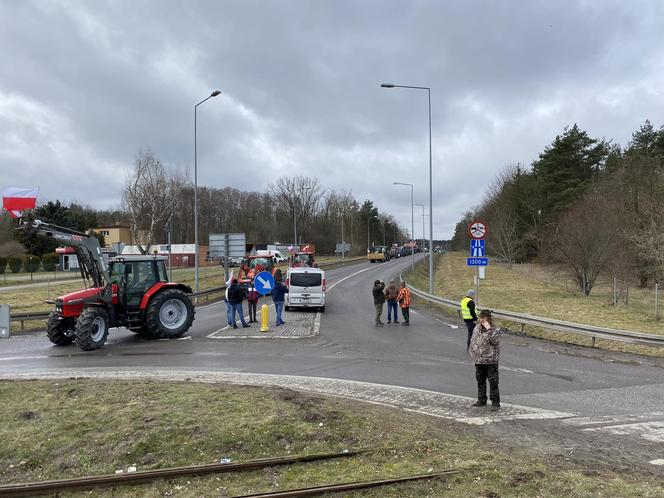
[0,355,48,362]
[650,459,664,465]
[159,336,192,341]
[327,266,377,291]
[434,317,459,329]
[313,311,322,336]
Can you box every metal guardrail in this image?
[406,283,664,347]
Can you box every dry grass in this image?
[404,252,664,357]
[1,380,661,497]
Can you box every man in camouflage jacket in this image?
[468,309,501,410]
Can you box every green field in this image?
[405,252,664,355]
[1,380,660,497]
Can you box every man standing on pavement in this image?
[224,270,234,327]
[469,309,501,411]
[385,280,399,324]
[372,279,386,327]
[396,281,411,326]
[228,278,250,329]
[460,290,478,349]
[272,274,289,326]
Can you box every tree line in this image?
[451,120,664,296]
[0,150,408,269]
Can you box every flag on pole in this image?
[2,187,39,218]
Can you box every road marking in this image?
[159,336,192,341]
[434,318,459,329]
[313,311,321,336]
[327,266,377,291]
[650,459,664,465]
[0,355,48,362]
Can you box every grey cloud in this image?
[0,0,663,238]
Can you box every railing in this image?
[406,282,664,347]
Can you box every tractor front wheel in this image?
[46,312,76,346]
[145,289,195,339]
[75,307,110,351]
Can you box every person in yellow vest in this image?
[460,290,478,349]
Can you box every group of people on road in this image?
[224,270,289,328]
[370,280,501,410]
[372,279,411,326]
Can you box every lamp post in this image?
[381,83,434,294]
[393,182,414,273]
[194,90,221,296]
[293,186,312,248]
[414,203,426,251]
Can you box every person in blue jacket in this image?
[272,275,289,326]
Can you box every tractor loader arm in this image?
[18,220,111,300]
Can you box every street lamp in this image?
[414,203,426,250]
[294,186,312,248]
[381,82,434,294]
[393,182,415,273]
[194,90,221,295]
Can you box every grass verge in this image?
[404,253,664,357]
[1,379,661,497]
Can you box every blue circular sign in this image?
[254,271,275,295]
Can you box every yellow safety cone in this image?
[260,304,269,332]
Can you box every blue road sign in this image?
[254,271,275,295]
[470,239,486,257]
[467,257,489,266]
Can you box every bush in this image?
[24,255,41,274]
[8,256,22,273]
[0,256,6,275]
[42,253,59,272]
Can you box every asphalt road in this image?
[2,255,664,466]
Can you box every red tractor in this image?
[20,220,195,351]
[238,255,278,290]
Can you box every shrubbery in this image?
[42,253,59,272]
[8,256,22,273]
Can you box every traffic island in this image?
[1,379,662,497]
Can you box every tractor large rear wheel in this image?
[46,312,76,346]
[145,289,195,339]
[75,307,110,351]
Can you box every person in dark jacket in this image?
[228,278,250,329]
[271,276,289,326]
[468,309,501,411]
[385,280,399,324]
[372,280,386,327]
[246,280,259,323]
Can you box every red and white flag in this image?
[2,187,39,218]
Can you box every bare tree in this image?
[546,186,621,295]
[267,176,324,245]
[122,149,186,254]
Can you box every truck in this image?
[19,220,195,351]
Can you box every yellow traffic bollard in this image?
[260,304,269,332]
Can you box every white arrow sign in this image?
[257,275,272,290]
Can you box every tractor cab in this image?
[290,251,316,268]
[109,256,169,308]
[239,255,277,287]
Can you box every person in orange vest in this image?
[396,281,411,326]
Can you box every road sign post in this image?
[467,220,489,306]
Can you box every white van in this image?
[285,267,326,312]
[256,250,286,263]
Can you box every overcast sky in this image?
[1,0,663,239]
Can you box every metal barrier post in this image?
[0,304,9,339]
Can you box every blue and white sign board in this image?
[467,257,489,266]
[470,239,486,257]
[254,271,275,295]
